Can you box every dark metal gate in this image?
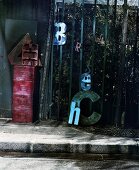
[40,0,139,127]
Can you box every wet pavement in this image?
[0,120,138,169]
[0,153,139,170]
[0,120,138,154]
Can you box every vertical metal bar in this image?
[91,0,97,82]
[101,0,109,113]
[79,0,84,90]
[111,0,117,124]
[49,36,54,119]
[0,2,4,117]
[136,1,139,126]
[115,0,128,126]
[58,46,62,120]
[126,5,138,127]
[92,0,97,37]
[113,0,117,32]
[39,0,54,119]
[49,0,56,119]
[62,0,65,20]
[88,0,97,116]
[58,0,65,120]
[69,0,76,104]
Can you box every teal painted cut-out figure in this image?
[68,102,80,125]
[68,69,101,126]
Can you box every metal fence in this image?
[40,0,139,127]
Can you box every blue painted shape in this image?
[81,73,91,91]
[68,101,80,125]
[74,109,80,125]
[53,22,67,45]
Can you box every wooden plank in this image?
[8,33,32,65]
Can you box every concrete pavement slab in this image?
[0,121,138,154]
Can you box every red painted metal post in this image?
[12,65,36,123]
[11,41,40,123]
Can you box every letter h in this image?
[68,101,80,125]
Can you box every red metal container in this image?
[12,95,33,109]
[13,108,32,123]
[13,66,35,81]
[13,81,34,96]
[12,65,36,123]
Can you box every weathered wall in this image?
[0,0,50,118]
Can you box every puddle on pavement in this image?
[0,152,139,161]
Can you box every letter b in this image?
[53,22,67,45]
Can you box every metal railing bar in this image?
[101,0,110,113]
[49,0,56,119]
[58,0,65,120]
[79,0,84,90]
[69,0,76,104]
[115,0,128,126]
[91,0,97,86]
